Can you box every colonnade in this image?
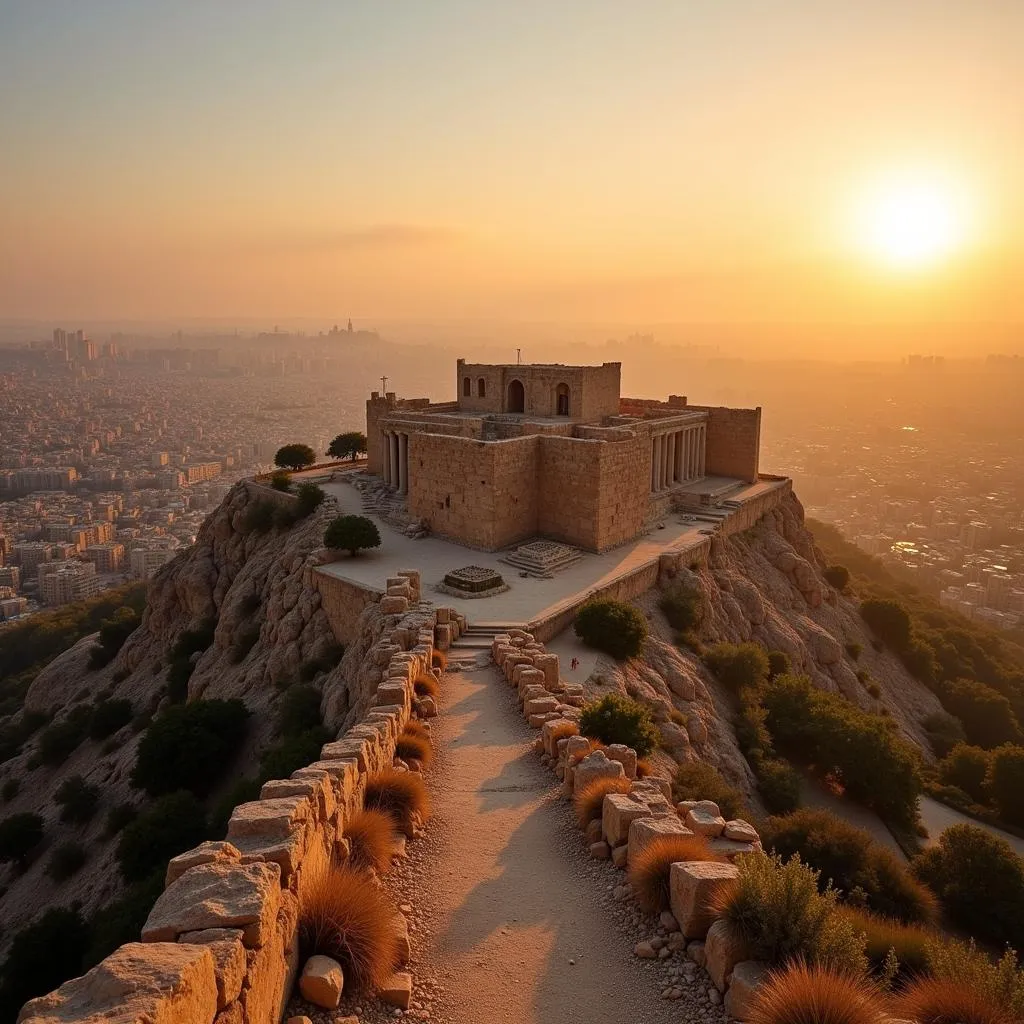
[381,430,410,495]
[650,424,705,492]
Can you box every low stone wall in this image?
[18,570,468,1024]
[241,479,301,511]
[718,478,793,539]
[310,569,383,644]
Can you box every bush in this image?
[116,790,207,883]
[89,698,133,740]
[578,693,659,757]
[757,759,802,815]
[922,711,967,758]
[344,809,399,874]
[395,731,432,765]
[658,581,704,631]
[364,769,431,834]
[298,859,400,989]
[914,824,1024,949]
[763,808,937,924]
[323,514,381,556]
[269,470,291,492]
[413,673,439,699]
[242,499,276,534]
[104,802,137,837]
[46,840,88,882]
[823,565,851,591]
[746,962,885,1024]
[572,776,632,828]
[761,674,922,830]
[923,937,1024,1019]
[55,775,100,824]
[295,482,326,518]
[860,599,912,650]
[987,744,1024,825]
[573,599,648,661]
[628,833,721,912]
[0,811,44,865]
[165,619,216,704]
[937,743,991,803]
[276,684,323,736]
[132,698,250,797]
[274,443,316,470]
[0,907,89,1020]
[37,704,93,765]
[327,431,367,461]
[714,851,867,974]
[258,727,332,783]
[88,607,141,669]
[704,642,770,692]
[837,906,932,974]
[672,761,746,820]
[938,677,1023,748]
[844,642,862,661]
[893,978,1005,1024]
[767,650,791,679]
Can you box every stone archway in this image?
[507,379,525,413]
[555,382,570,416]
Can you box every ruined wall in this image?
[19,575,466,1024]
[537,436,605,549]
[696,406,761,483]
[310,570,382,644]
[719,477,793,537]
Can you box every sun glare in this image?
[851,171,972,271]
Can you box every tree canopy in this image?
[323,515,381,556]
[274,443,316,470]
[327,431,367,461]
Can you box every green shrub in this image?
[46,840,88,882]
[578,693,659,757]
[37,704,93,765]
[89,698,133,740]
[274,443,316,470]
[323,515,381,556]
[269,470,292,492]
[573,599,648,660]
[937,743,991,803]
[860,598,912,650]
[327,431,367,461]
[132,698,250,797]
[866,682,881,698]
[104,802,138,837]
[767,650,791,679]
[295,482,326,518]
[761,673,922,829]
[987,744,1024,826]
[763,808,936,924]
[715,851,867,974]
[276,684,323,736]
[0,906,89,1020]
[55,775,100,824]
[844,642,862,661]
[914,824,1024,950]
[823,565,850,591]
[924,937,1024,1020]
[658,581,704,631]
[0,811,44,865]
[757,758,802,814]
[922,711,967,758]
[116,790,207,883]
[672,761,746,820]
[704,642,770,692]
[88,607,141,669]
[165,619,216,703]
[242,499,276,534]
[938,677,1023,749]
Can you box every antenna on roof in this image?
[380,375,388,393]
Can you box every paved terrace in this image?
[308,470,790,632]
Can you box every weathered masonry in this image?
[366,359,762,553]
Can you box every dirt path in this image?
[417,661,722,1024]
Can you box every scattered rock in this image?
[299,955,344,1009]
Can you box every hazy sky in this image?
[1,1,1021,337]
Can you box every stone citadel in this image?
[366,359,763,552]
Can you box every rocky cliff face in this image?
[593,491,943,804]
[0,482,388,956]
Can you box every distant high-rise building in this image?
[40,561,100,605]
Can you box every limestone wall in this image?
[490,436,542,548]
[693,406,761,483]
[718,478,793,538]
[241,480,301,511]
[18,572,466,1024]
[310,570,382,644]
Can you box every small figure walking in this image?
[570,657,579,671]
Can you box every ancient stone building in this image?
[366,359,762,552]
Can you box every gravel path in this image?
[414,660,726,1024]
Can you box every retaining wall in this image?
[19,571,467,1024]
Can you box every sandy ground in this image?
[418,660,721,1024]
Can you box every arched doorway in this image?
[477,378,486,397]
[555,382,570,416]
[462,377,471,397]
[507,379,525,413]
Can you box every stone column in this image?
[389,432,399,490]
[660,434,669,490]
[668,432,677,485]
[400,433,409,495]
[690,428,697,479]
[382,431,391,485]
[699,425,706,476]
[685,429,693,480]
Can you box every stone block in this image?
[606,744,638,779]
[380,596,409,614]
[238,889,299,1024]
[573,750,625,794]
[393,914,411,965]
[685,806,727,838]
[181,934,246,1010]
[299,955,344,1009]
[541,717,578,757]
[723,819,759,843]
[590,841,611,860]
[380,972,413,1009]
[627,815,694,866]
[232,831,307,888]
[612,843,629,869]
[260,776,336,825]
[166,841,242,888]
[669,861,738,940]
[376,681,409,708]
[534,653,559,688]
[18,942,218,1024]
[708,837,761,861]
[528,711,561,728]
[632,775,672,802]
[434,623,452,650]
[143,861,282,948]
[602,792,652,847]
[227,797,311,843]
[524,696,559,717]
[565,735,592,764]
[704,918,751,991]
[724,960,769,1021]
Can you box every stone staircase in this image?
[499,539,583,578]
[447,622,525,669]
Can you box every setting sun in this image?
[852,171,973,271]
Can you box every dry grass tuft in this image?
[836,907,933,974]
[573,775,632,828]
[299,858,401,990]
[431,650,447,671]
[364,768,431,832]
[413,673,440,699]
[344,809,399,874]
[747,961,888,1024]
[892,977,1007,1024]
[402,719,431,741]
[395,730,433,765]
[636,758,653,778]
[628,833,723,912]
